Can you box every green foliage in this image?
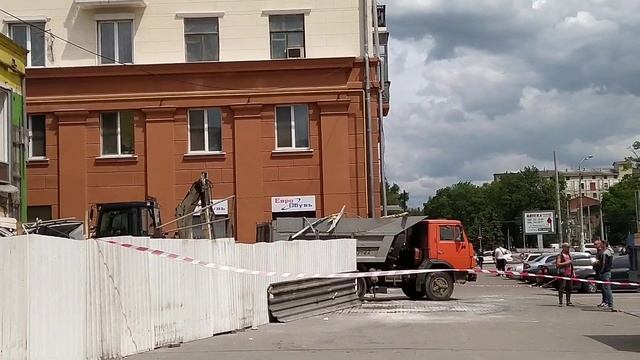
[602,175,640,244]
[422,167,565,250]
[422,182,503,251]
[385,181,409,211]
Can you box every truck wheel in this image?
[402,278,426,300]
[425,272,454,301]
[356,278,368,300]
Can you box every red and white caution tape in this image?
[98,239,640,287]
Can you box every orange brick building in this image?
[26,58,385,242]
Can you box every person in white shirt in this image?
[494,246,507,274]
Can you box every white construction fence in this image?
[0,235,356,360]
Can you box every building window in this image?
[184,18,219,62]
[98,20,133,64]
[28,114,46,159]
[604,183,609,189]
[592,176,596,180]
[101,111,134,156]
[9,22,46,67]
[580,182,584,189]
[593,193,598,199]
[614,175,618,179]
[275,105,309,150]
[0,91,7,163]
[604,175,608,179]
[269,15,305,59]
[589,182,596,191]
[188,108,222,153]
[27,205,52,222]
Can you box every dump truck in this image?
[263,216,477,301]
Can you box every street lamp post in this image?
[553,151,563,247]
[578,155,594,252]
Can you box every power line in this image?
[0,7,347,93]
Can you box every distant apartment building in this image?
[493,161,636,201]
[2,0,390,242]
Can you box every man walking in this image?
[494,246,507,275]
[556,243,574,307]
[594,239,616,311]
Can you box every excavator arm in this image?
[175,172,213,239]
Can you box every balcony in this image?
[74,0,147,9]
[382,81,390,104]
[376,5,386,28]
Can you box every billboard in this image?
[523,211,555,235]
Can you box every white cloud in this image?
[382,1,640,207]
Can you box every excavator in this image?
[91,172,230,239]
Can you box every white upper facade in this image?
[1,0,383,67]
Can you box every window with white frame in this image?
[275,105,309,150]
[0,91,7,163]
[101,111,134,156]
[184,18,219,62]
[269,15,305,59]
[98,20,133,64]
[188,108,222,153]
[9,22,46,67]
[28,114,46,159]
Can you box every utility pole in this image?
[635,191,640,233]
[554,151,563,246]
[587,205,592,242]
[578,155,593,251]
[599,201,605,241]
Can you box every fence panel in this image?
[0,235,356,360]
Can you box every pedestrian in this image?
[556,243,574,307]
[594,239,616,311]
[494,245,507,275]
[477,250,484,270]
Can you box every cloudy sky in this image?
[382,0,640,206]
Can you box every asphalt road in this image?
[128,275,640,360]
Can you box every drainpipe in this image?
[372,0,387,216]
[362,0,376,218]
[20,75,27,222]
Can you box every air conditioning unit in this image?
[286,47,305,59]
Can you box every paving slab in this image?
[127,274,640,360]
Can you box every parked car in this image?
[482,251,495,264]
[523,252,590,284]
[481,249,516,266]
[574,256,636,293]
[507,253,541,275]
[537,253,596,286]
[584,243,598,255]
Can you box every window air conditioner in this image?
[286,47,305,59]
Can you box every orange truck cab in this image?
[269,216,477,301]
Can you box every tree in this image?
[422,182,503,251]
[422,167,565,250]
[602,175,640,244]
[385,181,409,211]
[625,140,640,164]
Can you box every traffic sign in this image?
[523,211,555,235]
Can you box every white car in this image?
[584,243,598,255]
[507,253,541,273]
[482,250,514,264]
